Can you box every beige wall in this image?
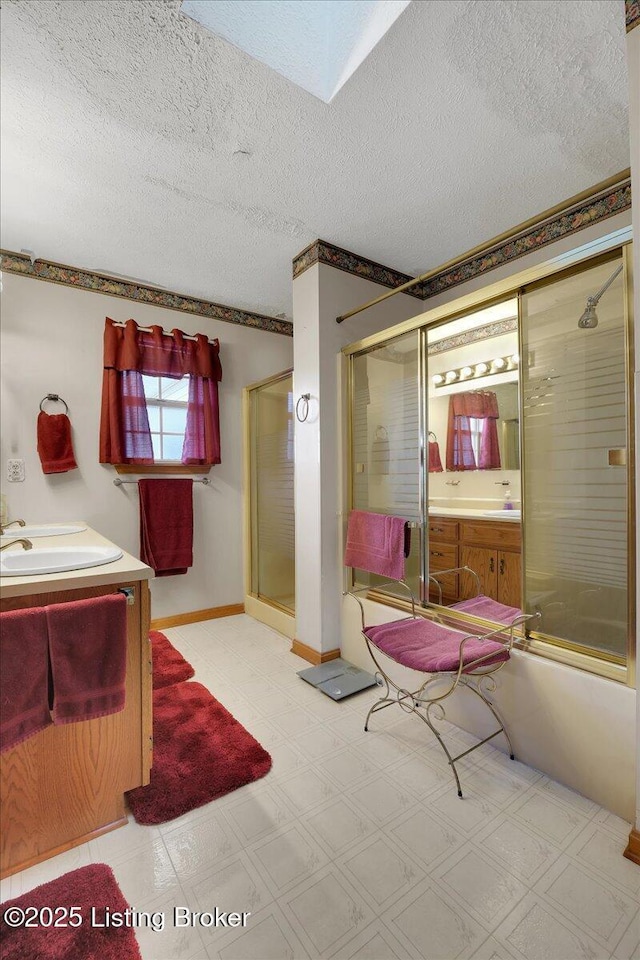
[0,274,293,619]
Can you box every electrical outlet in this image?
[7,459,25,482]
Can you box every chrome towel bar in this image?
[113,477,209,486]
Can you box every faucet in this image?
[0,519,25,535]
[0,538,33,552]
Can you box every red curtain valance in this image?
[450,391,498,419]
[103,317,222,381]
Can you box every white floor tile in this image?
[534,854,638,952]
[383,876,488,959]
[280,866,374,957]
[472,814,563,884]
[163,813,242,883]
[431,845,528,929]
[250,822,330,895]
[567,823,640,898]
[493,892,609,960]
[338,833,426,910]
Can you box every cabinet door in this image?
[498,551,522,608]
[460,545,497,600]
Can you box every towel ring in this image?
[296,393,311,422]
[39,393,69,414]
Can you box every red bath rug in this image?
[150,630,195,689]
[126,681,272,825]
[0,863,141,960]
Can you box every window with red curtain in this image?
[99,318,222,467]
[445,391,501,470]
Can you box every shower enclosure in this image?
[244,371,295,634]
[346,245,634,681]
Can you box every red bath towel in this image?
[344,510,410,580]
[37,411,78,474]
[139,479,193,576]
[0,607,53,752]
[46,593,127,724]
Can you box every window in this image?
[100,317,222,469]
[142,376,189,462]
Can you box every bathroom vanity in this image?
[0,527,154,878]
[428,511,521,607]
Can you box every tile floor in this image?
[2,615,638,960]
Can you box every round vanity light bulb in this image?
[460,366,473,378]
[475,362,488,375]
[445,370,458,383]
[492,357,506,370]
[432,373,445,385]
[511,353,519,365]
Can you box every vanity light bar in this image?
[432,354,519,387]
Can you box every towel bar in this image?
[113,477,209,486]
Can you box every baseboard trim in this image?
[151,603,244,630]
[624,828,640,866]
[290,639,341,665]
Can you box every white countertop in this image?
[429,507,521,522]
[0,525,154,599]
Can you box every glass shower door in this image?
[249,372,295,613]
[521,254,630,661]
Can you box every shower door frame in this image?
[243,368,296,640]
[343,240,635,686]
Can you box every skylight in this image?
[180,0,411,102]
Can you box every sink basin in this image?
[0,523,87,540]
[482,509,521,519]
[0,545,123,577]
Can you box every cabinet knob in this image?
[489,557,495,573]
[499,558,505,575]
[431,551,444,558]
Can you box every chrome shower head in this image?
[577,263,622,329]
[578,300,598,329]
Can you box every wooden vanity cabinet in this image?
[459,520,522,607]
[429,516,522,608]
[0,579,152,878]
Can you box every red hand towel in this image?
[428,440,443,472]
[37,411,78,474]
[139,479,194,576]
[0,607,53,752]
[46,593,127,724]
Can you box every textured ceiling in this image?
[0,0,629,321]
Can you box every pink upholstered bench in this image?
[364,617,510,674]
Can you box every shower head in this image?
[578,300,598,329]
[577,263,623,329]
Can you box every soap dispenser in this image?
[503,488,514,510]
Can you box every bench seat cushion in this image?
[363,617,509,673]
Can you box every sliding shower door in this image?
[351,331,422,598]
[247,372,295,614]
[521,254,630,661]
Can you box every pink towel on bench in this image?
[451,595,521,624]
[364,617,510,673]
[46,593,127,724]
[344,511,409,580]
[0,607,53,752]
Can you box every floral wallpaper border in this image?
[428,317,518,356]
[292,239,423,298]
[420,180,631,301]
[626,0,639,30]
[292,179,631,307]
[0,251,294,337]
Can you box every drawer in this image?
[460,520,521,551]
[428,542,458,569]
[428,518,458,542]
